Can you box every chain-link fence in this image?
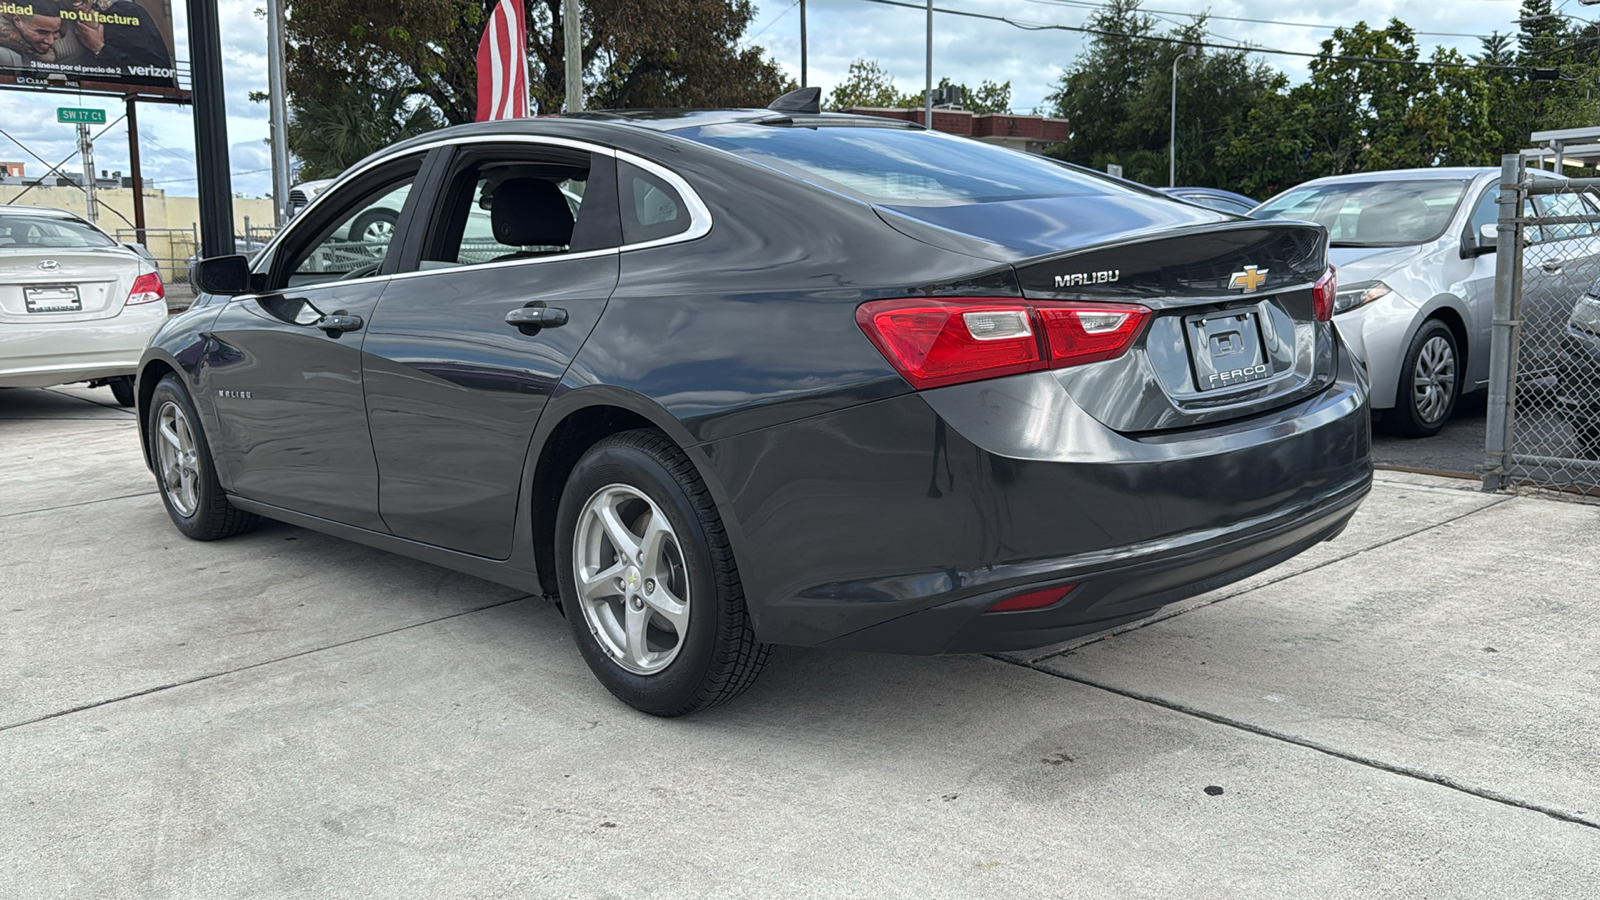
[1484,154,1600,496]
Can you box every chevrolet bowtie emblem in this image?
[1229,265,1268,292]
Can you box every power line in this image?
[856,0,1570,73]
[1019,0,1504,40]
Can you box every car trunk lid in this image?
[0,249,139,324]
[878,200,1336,434]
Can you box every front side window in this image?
[1534,192,1599,240]
[1254,180,1468,247]
[286,181,413,285]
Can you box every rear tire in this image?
[109,376,135,407]
[148,374,260,541]
[555,429,770,716]
[1388,319,1460,438]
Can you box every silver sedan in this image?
[0,206,169,406]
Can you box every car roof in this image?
[1295,167,1501,185]
[1,205,83,220]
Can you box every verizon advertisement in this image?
[0,0,179,91]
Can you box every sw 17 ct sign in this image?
[0,0,179,93]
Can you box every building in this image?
[1,161,23,177]
[841,107,1070,153]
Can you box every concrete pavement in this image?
[2,385,1596,898]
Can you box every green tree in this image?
[287,82,445,181]
[284,0,791,149]
[826,59,912,110]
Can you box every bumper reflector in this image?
[986,584,1076,614]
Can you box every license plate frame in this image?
[1185,309,1271,392]
[24,285,82,313]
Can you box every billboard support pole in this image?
[126,97,147,243]
[186,0,235,258]
[78,123,98,224]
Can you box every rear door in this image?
[205,152,430,529]
[360,139,623,559]
[1525,190,1600,374]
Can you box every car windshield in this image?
[675,123,1144,206]
[0,212,117,249]
[1253,180,1469,246]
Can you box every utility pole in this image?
[78,123,97,224]
[564,1,583,112]
[267,0,290,225]
[800,0,807,86]
[1169,44,1197,188]
[924,0,933,130]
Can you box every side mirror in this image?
[1465,222,1498,257]
[193,254,254,295]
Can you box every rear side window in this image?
[676,123,1140,206]
[619,160,689,244]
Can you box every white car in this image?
[0,207,168,406]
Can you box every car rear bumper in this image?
[0,303,166,388]
[702,344,1372,653]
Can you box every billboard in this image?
[0,0,181,94]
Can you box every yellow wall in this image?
[3,185,277,278]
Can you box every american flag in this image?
[475,0,530,121]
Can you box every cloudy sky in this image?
[0,0,1554,200]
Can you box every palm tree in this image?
[287,83,444,181]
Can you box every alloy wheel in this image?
[362,219,395,243]
[155,400,201,517]
[1412,335,1457,425]
[572,484,691,676]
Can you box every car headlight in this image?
[1573,293,1600,335]
[1332,281,1391,315]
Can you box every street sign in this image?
[57,108,107,125]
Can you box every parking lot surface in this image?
[3,385,1597,898]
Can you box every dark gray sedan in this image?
[139,99,1371,715]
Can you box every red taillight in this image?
[1312,266,1336,322]
[126,271,164,306]
[987,584,1076,613]
[857,298,1151,390]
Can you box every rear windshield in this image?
[1253,180,1469,247]
[0,212,117,249]
[675,123,1146,206]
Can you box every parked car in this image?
[1158,186,1258,216]
[285,178,335,219]
[1252,167,1586,437]
[1,206,167,405]
[1559,281,1600,458]
[143,97,1371,715]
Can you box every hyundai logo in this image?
[37,260,60,273]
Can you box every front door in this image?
[361,143,622,558]
[207,156,426,529]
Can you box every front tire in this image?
[1389,319,1460,438]
[556,430,770,716]
[148,374,260,540]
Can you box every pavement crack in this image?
[1032,494,1517,657]
[2,491,161,520]
[988,653,1599,832]
[0,595,534,735]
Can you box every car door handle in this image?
[505,305,569,334]
[1541,259,1566,273]
[314,313,364,336]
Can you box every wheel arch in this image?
[526,386,742,600]
[134,351,184,472]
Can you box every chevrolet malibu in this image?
[139,97,1372,716]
